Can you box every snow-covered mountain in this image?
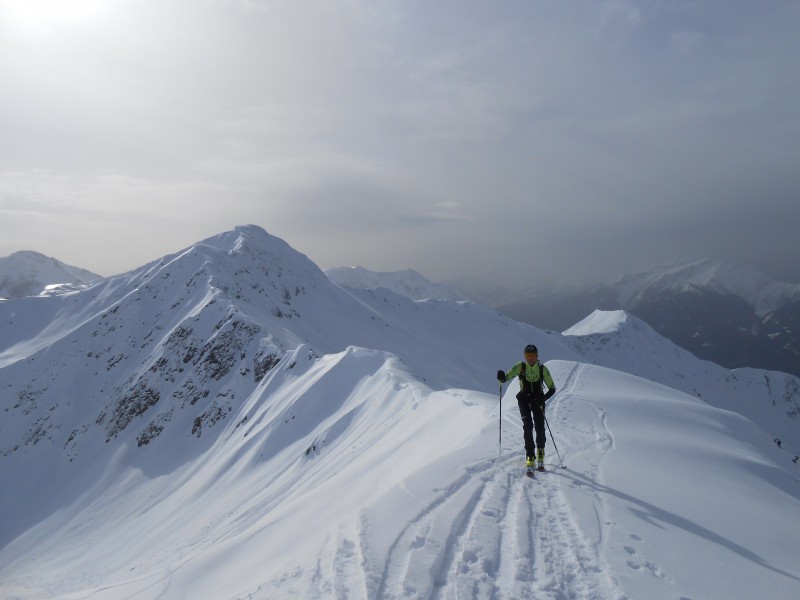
[612,259,800,316]
[325,265,467,302]
[0,250,101,299]
[0,225,573,542]
[564,309,800,454]
[2,228,799,599]
[500,259,800,378]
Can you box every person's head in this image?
[524,344,538,365]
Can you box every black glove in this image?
[497,370,506,382]
[543,388,555,402]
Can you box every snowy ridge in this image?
[0,251,100,299]
[1,228,800,599]
[325,265,467,302]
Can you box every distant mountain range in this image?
[6,248,798,380]
[0,251,100,299]
[498,259,800,378]
[325,265,467,302]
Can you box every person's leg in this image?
[532,401,547,462]
[517,394,535,459]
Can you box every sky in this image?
[1,0,799,293]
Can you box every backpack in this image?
[518,361,545,397]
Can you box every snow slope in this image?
[2,227,800,599]
[0,251,100,299]
[2,352,799,599]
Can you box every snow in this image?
[555,362,800,600]
[563,309,629,336]
[1,226,799,599]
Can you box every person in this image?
[497,344,556,471]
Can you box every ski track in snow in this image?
[303,363,627,600]
[310,525,369,600]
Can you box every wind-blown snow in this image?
[1,226,799,599]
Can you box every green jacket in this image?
[504,361,555,394]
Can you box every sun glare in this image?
[1,0,108,32]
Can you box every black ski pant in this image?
[517,391,546,458]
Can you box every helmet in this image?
[524,344,538,354]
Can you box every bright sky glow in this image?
[0,0,107,32]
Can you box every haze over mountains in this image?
[325,266,467,302]
[2,226,799,599]
[497,259,800,379]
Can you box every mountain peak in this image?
[134,224,327,293]
[563,309,631,336]
[0,251,101,298]
[194,224,290,255]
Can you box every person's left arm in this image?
[542,365,556,401]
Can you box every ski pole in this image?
[498,381,503,459]
[544,414,566,468]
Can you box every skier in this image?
[497,344,556,471]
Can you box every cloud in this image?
[1,0,799,288]
[399,213,473,226]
